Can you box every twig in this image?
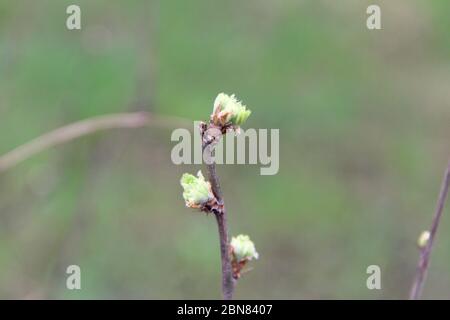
[409,160,450,299]
[0,112,189,173]
[180,93,253,299]
[201,126,235,300]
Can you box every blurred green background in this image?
[0,0,449,299]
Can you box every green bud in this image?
[230,234,259,262]
[180,171,214,208]
[212,93,251,127]
[417,230,430,249]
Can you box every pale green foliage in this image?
[180,171,214,208]
[417,230,430,248]
[230,234,259,262]
[212,93,251,127]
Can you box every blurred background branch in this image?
[0,112,189,173]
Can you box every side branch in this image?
[409,160,450,299]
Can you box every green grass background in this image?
[0,0,449,298]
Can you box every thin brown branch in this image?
[201,125,235,300]
[214,203,234,300]
[0,112,189,173]
[409,160,450,299]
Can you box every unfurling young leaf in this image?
[230,234,259,262]
[211,93,251,127]
[180,171,214,208]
